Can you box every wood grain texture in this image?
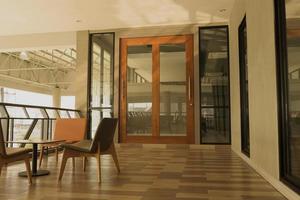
[0,144,286,200]
[120,35,195,144]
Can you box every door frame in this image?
[119,35,195,144]
[87,32,115,139]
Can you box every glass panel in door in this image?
[127,45,152,135]
[159,44,187,136]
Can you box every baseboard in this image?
[116,143,231,150]
[232,149,299,200]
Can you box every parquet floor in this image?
[0,144,286,200]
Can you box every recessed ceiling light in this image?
[20,51,29,60]
[219,9,227,13]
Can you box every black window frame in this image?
[87,32,115,139]
[238,16,250,157]
[198,25,232,145]
[274,0,300,194]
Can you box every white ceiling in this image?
[286,0,300,17]
[0,0,234,36]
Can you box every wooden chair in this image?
[58,118,119,182]
[39,118,87,168]
[0,122,32,184]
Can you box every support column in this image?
[74,31,89,116]
[0,87,4,102]
[52,87,61,108]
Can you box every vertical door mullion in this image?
[100,48,104,120]
[120,39,128,142]
[152,42,160,138]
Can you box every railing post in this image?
[20,119,38,148]
[0,102,82,147]
[10,119,14,147]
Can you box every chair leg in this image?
[24,158,32,185]
[55,147,59,164]
[58,150,69,181]
[111,144,120,173]
[39,146,45,168]
[72,158,75,170]
[83,157,87,172]
[96,154,101,183]
[0,162,3,176]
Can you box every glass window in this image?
[0,105,7,118]
[89,33,114,138]
[2,87,52,107]
[68,111,80,118]
[238,18,250,156]
[26,108,46,118]
[61,96,75,109]
[58,110,69,118]
[91,109,112,135]
[12,119,43,148]
[275,0,300,191]
[6,106,27,118]
[199,26,231,144]
[11,119,33,147]
[46,109,58,119]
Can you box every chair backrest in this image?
[90,118,118,153]
[0,121,6,157]
[54,118,87,141]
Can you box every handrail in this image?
[0,102,80,112]
[0,102,82,148]
[0,102,81,120]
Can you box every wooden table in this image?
[7,139,65,177]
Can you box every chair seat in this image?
[5,148,32,158]
[42,140,78,147]
[61,140,92,153]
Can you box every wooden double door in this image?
[120,35,194,144]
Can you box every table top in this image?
[6,139,65,144]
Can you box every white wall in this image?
[229,0,300,199]
[0,32,76,52]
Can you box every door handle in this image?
[188,77,193,106]
[188,77,191,101]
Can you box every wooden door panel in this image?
[120,35,194,144]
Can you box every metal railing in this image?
[0,102,81,147]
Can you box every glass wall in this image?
[89,33,114,137]
[199,26,231,144]
[238,17,250,156]
[275,0,300,192]
[0,87,52,107]
[0,103,81,147]
[0,87,53,146]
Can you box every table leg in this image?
[32,143,38,174]
[19,143,50,177]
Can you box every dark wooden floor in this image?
[0,144,286,200]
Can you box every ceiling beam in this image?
[27,52,75,70]
[40,50,75,66]
[54,49,76,61]
[0,73,54,88]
